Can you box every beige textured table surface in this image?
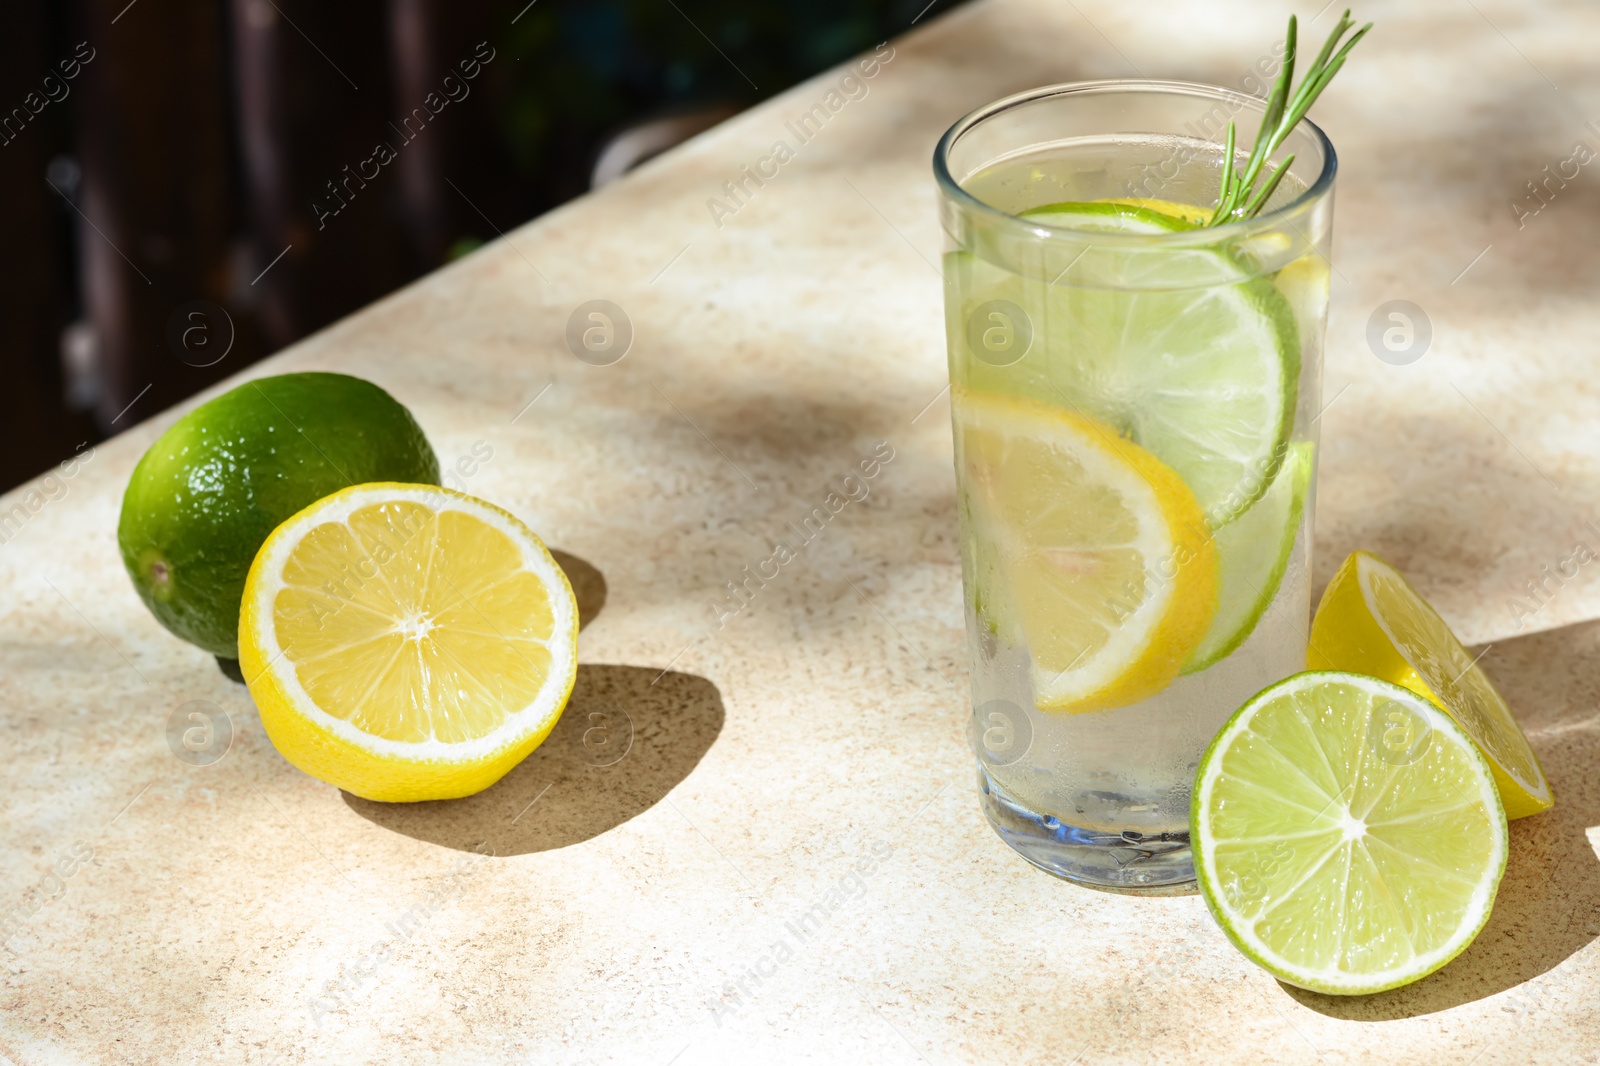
[4,1,1599,1062]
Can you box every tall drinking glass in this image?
[935,82,1334,892]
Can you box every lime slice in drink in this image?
[1193,671,1508,995]
[950,201,1299,525]
[953,386,1216,712]
[1310,551,1554,819]
[1183,442,1313,673]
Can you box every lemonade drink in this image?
[935,83,1334,890]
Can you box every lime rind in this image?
[1193,671,1508,996]
[1183,441,1313,673]
[118,373,440,658]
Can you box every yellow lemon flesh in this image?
[1309,550,1552,819]
[1095,196,1212,224]
[239,483,579,802]
[954,387,1216,713]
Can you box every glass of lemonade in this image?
[935,81,1334,892]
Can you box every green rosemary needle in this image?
[1206,9,1372,227]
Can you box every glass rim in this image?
[933,79,1337,246]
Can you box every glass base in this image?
[976,763,1197,895]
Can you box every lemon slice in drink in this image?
[1309,550,1553,819]
[1274,253,1331,354]
[1193,671,1508,995]
[1096,197,1211,224]
[1184,442,1313,673]
[951,201,1299,525]
[954,386,1215,712]
[239,483,579,802]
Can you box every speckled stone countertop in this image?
[3,1,1598,1062]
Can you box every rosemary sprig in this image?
[1206,9,1372,227]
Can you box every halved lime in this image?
[949,201,1300,525]
[1184,441,1313,673]
[1193,671,1507,995]
[1310,551,1554,819]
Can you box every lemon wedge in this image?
[239,483,579,801]
[954,387,1216,712]
[1309,550,1552,819]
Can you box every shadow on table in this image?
[1286,619,1600,1020]
[548,549,607,632]
[345,663,724,855]
[345,549,724,855]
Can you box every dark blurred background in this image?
[0,0,958,492]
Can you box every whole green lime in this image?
[118,372,439,660]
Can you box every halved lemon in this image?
[239,483,579,802]
[954,386,1216,712]
[1309,550,1552,819]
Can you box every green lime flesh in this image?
[946,201,1300,524]
[1184,441,1313,673]
[1192,671,1507,996]
[117,372,440,658]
